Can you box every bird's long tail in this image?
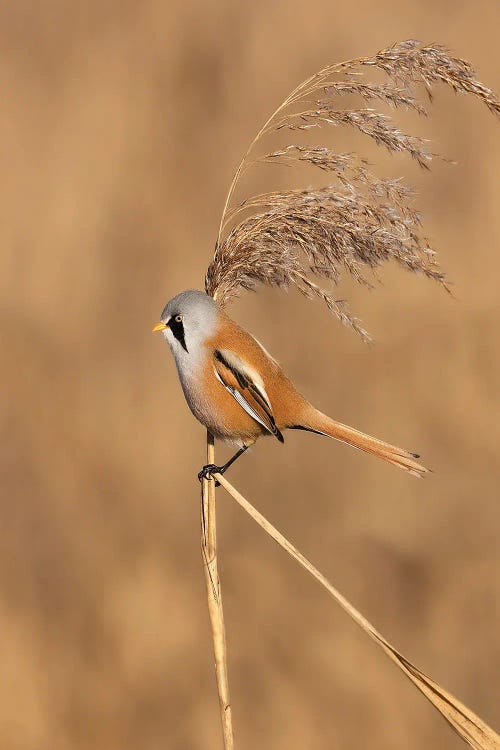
[294,408,429,478]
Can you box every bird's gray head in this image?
[153,290,218,364]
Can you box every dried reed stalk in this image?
[201,432,233,749]
[215,473,500,750]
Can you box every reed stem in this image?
[214,471,499,750]
[201,432,234,749]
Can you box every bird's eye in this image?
[174,314,183,323]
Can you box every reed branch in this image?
[201,432,234,749]
[214,471,500,750]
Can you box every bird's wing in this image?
[213,348,284,442]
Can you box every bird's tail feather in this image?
[294,409,429,478]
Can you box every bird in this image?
[153,289,428,481]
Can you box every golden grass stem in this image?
[201,433,234,749]
[214,472,500,750]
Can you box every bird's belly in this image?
[178,364,263,444]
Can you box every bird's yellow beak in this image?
[152,321,168,332]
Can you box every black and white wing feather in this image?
[213,349,284,442]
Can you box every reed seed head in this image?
[205,39,500,340]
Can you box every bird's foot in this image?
[198,463,223,486]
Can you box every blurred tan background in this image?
[1,2,499,749]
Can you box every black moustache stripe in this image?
[169,317,188,352]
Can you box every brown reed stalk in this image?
[201,432,233,749]
[214,473,500,750]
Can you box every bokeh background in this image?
[1,2,499,749]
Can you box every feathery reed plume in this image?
[205,39,500,339]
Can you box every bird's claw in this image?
[198,464,222,486]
